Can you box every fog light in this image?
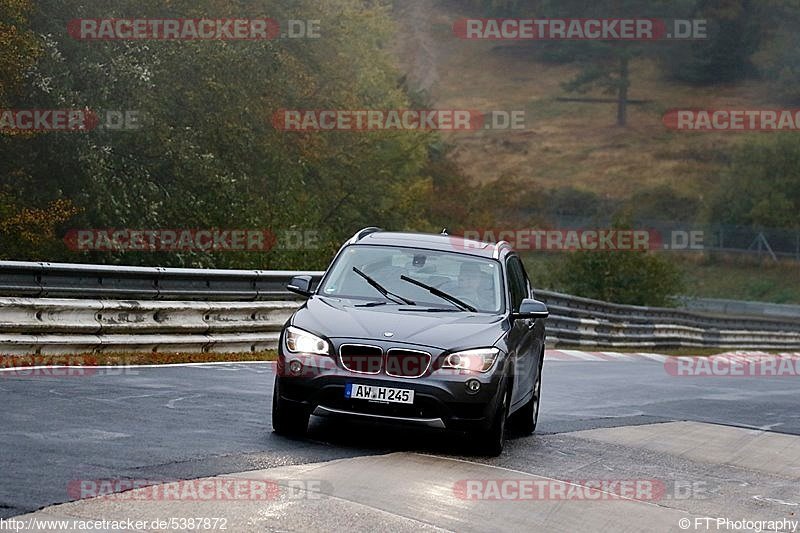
[289,359,303,375]
[465,379,481,394]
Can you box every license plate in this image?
[345,383,414,404]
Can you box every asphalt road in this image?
[2,356,799,531]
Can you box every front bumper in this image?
[277,348,506,431]
[312,405,447,429]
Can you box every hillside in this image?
[392,0,771,199]
[390,1,800,305]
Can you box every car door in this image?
[519,259,545,377]
[505,255,536,409]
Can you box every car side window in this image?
[506,256,526,312]
[518,260,533,299]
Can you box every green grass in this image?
[679,257,800,304]
[1,351,277,367]
[554,346,795,356]
[3,349,791,368]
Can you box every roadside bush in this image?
[621,185,702,223]
[556,249,684,307]
[707,134,800,229]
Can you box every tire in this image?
[472,381,510,456]
[272,376,310,437]
[510,352,543,435]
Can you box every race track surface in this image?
[2,352,798,531]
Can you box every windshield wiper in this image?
[399,275,477,312]
[396,307,460,312]
[354,300,389,307]
[352,267,416,305]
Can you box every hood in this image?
[291,296,507,351]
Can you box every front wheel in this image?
[510,352,543,435]
[272,377,310,437]
[472,382,510,456]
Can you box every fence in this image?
[521,216,800,261]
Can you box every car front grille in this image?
[385,348,431,378]
[339,344,382,374]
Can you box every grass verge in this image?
[2,348,795,369]
[554,346,796,357]
[0,351,277,368]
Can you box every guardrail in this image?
[676,297,800,320]
[1,261,799,354]
[542,292,800,349]
[0,260,317,300]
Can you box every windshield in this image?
[319,245,504,313]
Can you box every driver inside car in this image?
[447,262,495,311]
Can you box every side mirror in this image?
[512,298,549,320]
[287,275,314,297]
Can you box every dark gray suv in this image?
[272,228,548,455]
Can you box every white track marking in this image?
[560,350,607,361]
[166,394,203,409]
[637,353,668,362]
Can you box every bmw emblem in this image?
[383,331,394,338]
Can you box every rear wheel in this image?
[272,377,310,437]
[510,352,543,435]
[472,382,510,456]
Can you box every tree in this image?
[561,43,636,126]
[557,247,684,306]
[455,0,689,126]
[0,192,80,260]
[708,135,800,230]
[0,0,440,268]
[753,0,800,103]
[660,0,763,85]
[0,0,40,106]
[548,0,682,126]
[0,0,80,260]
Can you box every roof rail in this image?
[348,227,383,244]
[493,240,512,259]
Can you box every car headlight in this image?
[285,326,330,355]
[441,347,499,373]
